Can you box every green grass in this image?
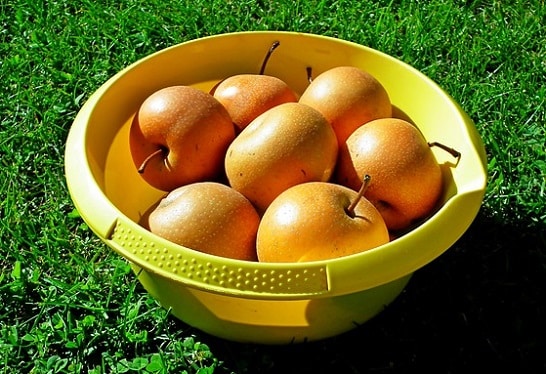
[1,0,545,372]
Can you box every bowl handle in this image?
[106,216,332,299]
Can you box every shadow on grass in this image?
[201,211,546,373]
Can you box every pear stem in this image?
[137,148,165,174]
[428,141,461,160]
[259,40,280,75]
[346,174,371,217]
[306,66,313,84]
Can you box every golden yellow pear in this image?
[256,180,389,263]
[225,102,338,213]
[299,66,391,146]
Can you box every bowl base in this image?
[133,264,412,344]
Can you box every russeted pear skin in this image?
[256,182,389,262]
[335,118,443,231]
[225,102,338,213]
[212,74,298,131]
[299,66,392,146]
[130,86,235,191]
[146,182,260,261]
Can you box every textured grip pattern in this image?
[109,219,329,296]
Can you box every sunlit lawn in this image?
[1,1,545,372]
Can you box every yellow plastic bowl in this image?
[64,31,487,344]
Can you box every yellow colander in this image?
[64,31,487,344]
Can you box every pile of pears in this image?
[129,41,460,263]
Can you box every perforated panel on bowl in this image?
[109,218,329,296]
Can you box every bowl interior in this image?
[66,31,487,300]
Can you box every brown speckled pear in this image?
[299,66,391,145]
[145,182,260,261]
[213,74,298,132]
[130,85,235,191]
[335,118,443,231]
[211,41,298,132]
